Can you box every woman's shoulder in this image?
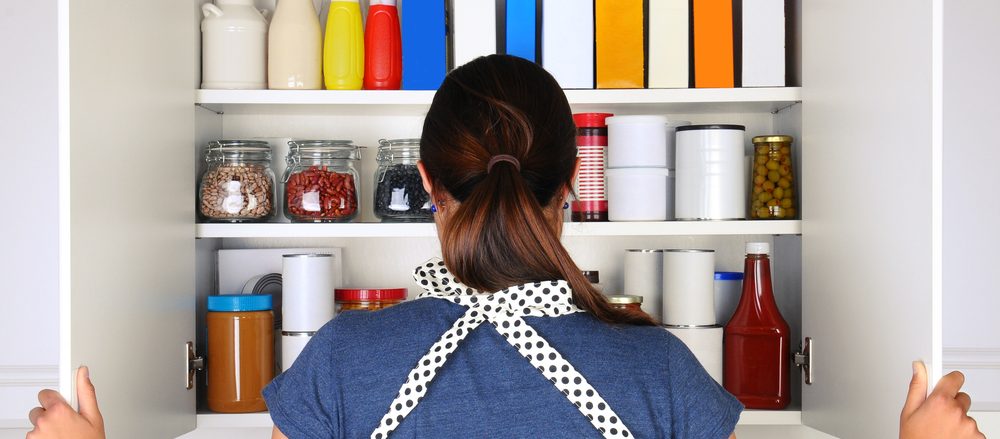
[313,297,467,354]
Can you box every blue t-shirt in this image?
[263,297,742,438]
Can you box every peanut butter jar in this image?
[207,294,274,413]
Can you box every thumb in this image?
[76,366,103,426]
[901,361,928,419]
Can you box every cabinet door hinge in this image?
[794,337,813,385]
[186,341,204,390]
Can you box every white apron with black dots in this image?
[370,258,634,439]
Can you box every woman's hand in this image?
[27,366,105,439]
[900,361,984,439]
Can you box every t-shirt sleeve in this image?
[263,319,342,439]
[664,333,743,439]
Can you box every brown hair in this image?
[420,55,656,326]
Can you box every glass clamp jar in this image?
[750,135,797,219]
[374,139,433,222]
[283,140,361,222]
[199,140,277,222]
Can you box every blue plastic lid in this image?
[714,272,744,281]
[207,294,272,312]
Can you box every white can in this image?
[662,249,716,326]
[675,124,747,220]
[606,115,670,168]
[607,168,675,221]
[664,325,723,383]
[281,332,312,372]
[282,253,336,332]
[623,249,663,316]
[201,0,269,89]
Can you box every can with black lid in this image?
[675,124,747,220]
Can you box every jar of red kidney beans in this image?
[283,140,361,222]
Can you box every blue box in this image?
[505,0,536,62]
[401,0,447,90]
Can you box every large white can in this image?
[662,249,716,326]
[606,115,670,168]
[282,253,336,332]
[675,125,747,220]
[623,249,663,316]
[664,325,723,383]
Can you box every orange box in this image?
[595,0,644,89]
[693,0,735,88]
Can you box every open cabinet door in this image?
[801,0,940,437]
[62,1,198,437]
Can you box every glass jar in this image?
[206,294,274,413]
[607,294,643,312]
[373,139,433,222]
[199,140,277,222]
[283,140,361,222]
[750,135,797,219]
[335,288,406,311]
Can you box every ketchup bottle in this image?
[723,242,791,409]
[363,0,402,90]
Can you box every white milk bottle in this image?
[268,0,323,89]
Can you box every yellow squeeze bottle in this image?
[323,0,364,90]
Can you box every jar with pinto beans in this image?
[283,140,361,222]
[199,140,277,222]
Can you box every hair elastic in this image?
[486,154,521,173]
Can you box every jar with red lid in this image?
[572,113,613,222]
[335,288,406,311]
[283,140,361,222]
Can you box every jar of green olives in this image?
[750,135,797,219]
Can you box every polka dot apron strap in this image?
[369,259,634,439]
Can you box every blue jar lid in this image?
[714,272,744,281]
[208,294,272,312]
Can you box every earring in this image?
[563,202,569,210]
[431,204,438,213]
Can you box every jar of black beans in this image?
[374,139,433,222]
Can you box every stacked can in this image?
[571,113,613,222]
[605,116,689,221]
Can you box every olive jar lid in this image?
[752,135,794,144]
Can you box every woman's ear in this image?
[417,160,434,196]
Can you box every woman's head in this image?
[418,55,655,326]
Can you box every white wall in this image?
[0,0,60,427]
[943,0,1000,411]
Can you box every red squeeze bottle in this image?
[723,242,791,409]
[363,0,402,90]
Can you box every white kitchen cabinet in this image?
[27,0,996,438]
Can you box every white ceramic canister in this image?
[201,0,269,89]
[607,167,674,221]
[623,249,663,316]
[281,332,312,371]
[268,0,323,90]
[713,271,744,325]
[664,325,723,383]
[606,115,670,168]
[674,124,747,220]
[281,253,336,332]
[662,249,716,326]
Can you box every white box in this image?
[648,0,689,88]
[541,0,594,89]
[741,0,786,87]
[450,0,497,69]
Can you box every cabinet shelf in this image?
[194,220,801,239]
[195,87,802,115]
[194,409,802,428]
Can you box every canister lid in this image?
[625,249,663,253]
[605,115,670,125]
[675,124,746,132]
[714,271,744,281]
[606,294,643,304]
[752,135,794,144]
[208,294,272,312]
[573,113,614,128]
[336,288,407,302]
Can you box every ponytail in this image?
[422,55,656,326]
